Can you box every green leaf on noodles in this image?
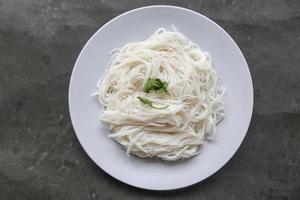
[144,78,169,94]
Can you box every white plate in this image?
[69,5,253,190]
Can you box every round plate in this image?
[69,5,253,190]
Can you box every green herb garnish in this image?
[144,78,169,94]
[137,96,169,109]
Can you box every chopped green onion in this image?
[137,96,169,109]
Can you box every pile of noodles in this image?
[96,28,225,161]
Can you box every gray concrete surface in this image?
[0,0,299,199]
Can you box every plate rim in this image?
[68,5,254,190]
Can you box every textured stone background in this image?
[0,0,299,199]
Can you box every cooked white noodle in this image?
[96,28,225,161]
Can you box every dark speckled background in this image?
[0,0,299,199]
